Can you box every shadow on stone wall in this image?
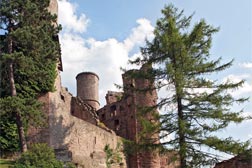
[50,114,74,162]
[70,97,98,125]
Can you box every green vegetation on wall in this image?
[104,143,123,168]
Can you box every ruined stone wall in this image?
[27,93,51,145]
[48,0,58,27]
[97,95,135,140]
[48,0,58,16]
[97,64,182,168]
[71,96,98,125]
[214,153,252,168]
[105,91,123,104]
[133,64,161,168]
[28,70,126,168]
[28,1,126,167]
[160,153,180,168]
[27,59,179,168]
[97,91,138,168]
[97,64,162,168]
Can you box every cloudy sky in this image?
[57,0,252,152]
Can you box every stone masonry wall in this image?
[29,1,127,167]
[71,96,98,125]
[97,65,161,168]
[214,153,252,168]
[97,65,181,168]
[28,70,126,168]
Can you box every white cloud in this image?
[222,74,252,97]
[123,18,154,51]
[58,1,154,106]
[241,111,252,119]
[58,0,89,33]
[239,62,252,69]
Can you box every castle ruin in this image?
[27,0,179,167]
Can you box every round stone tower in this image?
[76,72,100,110]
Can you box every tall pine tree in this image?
[131,4,250,167]
[0,0,60,153]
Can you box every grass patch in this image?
[0,159,15,168]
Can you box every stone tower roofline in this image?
[76,71,100,110]
[76,72,99,80]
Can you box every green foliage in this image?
[123,138,161,158]
[0,0,61,97]
[137,106,161,144]
[0,96,44,127]
[0,96,44,153]
[131,4,251,167]
[122,139,136,155]
[104,143,123,168]
[0,0,61,153]
[0,113,19,153]
[0,159,15,168]
[13,143,74,168]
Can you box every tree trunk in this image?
[8,32,28,153]
[177,96,186,167]
[173,48,187,167]
[15,109,28,153]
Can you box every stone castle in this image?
[27,1,251,168]
[26,0,178,168]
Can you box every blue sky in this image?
[71,0,252,63]
[57,0,252,157]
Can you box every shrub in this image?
[104,143,123,168]
[13,143,74,168]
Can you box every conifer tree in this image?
[131,5,250,167]
[0,0,60,152]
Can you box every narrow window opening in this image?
[114,119,120,131]
[110,105,116,117]
[101,114,105,120]
[60,94,65,101]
